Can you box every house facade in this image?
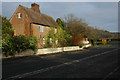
[10,3,58,48]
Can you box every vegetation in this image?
[2,17,14,39]
[45,13,112,47]
[0,16,2,48]
[60,14,113,46]
[111,32,120,41]
[95,40,111,46]
[56,18,65,29]
[62,14,112,40]
[2,17,38,57]
[44,26,72,48]
[63,14,87,37]
[43,17,73,48]
[56,18,72,46]
[79,45,83,48]
[2,35,37,57]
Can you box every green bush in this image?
[2,35,38,57]
[79,45,83,48]
[96,41,102,45]
[44,26,72,48]
[2,35,15,56]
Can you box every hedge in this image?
[2,35,38,57]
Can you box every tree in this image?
[62,14,113,46]
[44,26,72,48]
[56,26,72,46]
[2,17,38,57]
[0,16,2,48]
[63,14,87,36]
[0,15,2,36]
[56,18,65,29]
[56,18,72,46]
[2,17,14,39]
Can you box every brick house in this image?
[10,3,58,48]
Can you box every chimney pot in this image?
[31,3,40,14]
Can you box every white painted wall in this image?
[36,45,90,55]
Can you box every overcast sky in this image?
[1,0,119,2]
[2,2,118,32]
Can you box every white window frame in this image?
[55,40,58,44]
[18,13,22,19]
[39,26,44,32]
[54,28,57,34]
[43,38,45,45]
[50,38,52,44]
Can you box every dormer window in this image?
[18,13,22,18]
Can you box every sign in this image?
[102,39,107,44]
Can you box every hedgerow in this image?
[2,35,37,57]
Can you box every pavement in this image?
[2,42,120,79]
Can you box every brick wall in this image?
[31,24,51,48]
[10,6,31,36]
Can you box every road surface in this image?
[2,42,120,79]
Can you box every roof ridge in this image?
[18,5,51,18]
[17,4,58,27]
[18,5,29,9]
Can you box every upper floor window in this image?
[39,26,44,32]
[18,13,22,19]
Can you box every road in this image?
[2,42,120,79]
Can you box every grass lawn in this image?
[95,41,112,46]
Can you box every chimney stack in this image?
[31,3,40,14]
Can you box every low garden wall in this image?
[3,44,91,58]
[36,48,63,55]
[36,46,83,55]
[82,44,92,48]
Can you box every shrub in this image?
[2,17,14,39]
[2,35,38,57]
[2,35,15,56]
[27,35,38,51]
[96,41,102,45]
[44,26,72,48]
[79,45,83,48]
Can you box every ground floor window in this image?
[50,38,52,44]
[43,38,45,45]
[55,40,58,44]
